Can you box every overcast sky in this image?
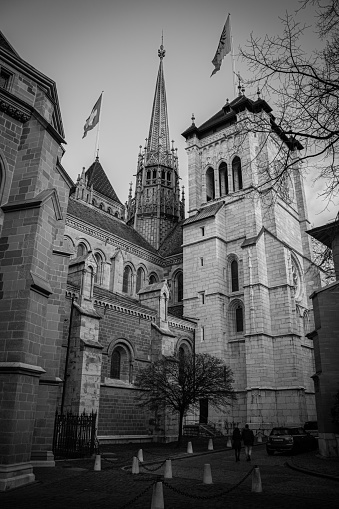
[2,0,337,226]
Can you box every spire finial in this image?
[257,87,261,100]
[237,72,242,97]
[95,149,99,161]
[191,113,195,125]
[158,32,166,60]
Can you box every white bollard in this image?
[151,481,164,509]
[208,438,213,451]
[137,448,144,462]
[251,466,262,492]
[164,459,172,479]
[203,463,213,484]
[227,436,232,448]
[187,441,193,454]
[94,454,101,471]
[132,456,139,474]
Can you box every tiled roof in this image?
[158,221,183,257]
[67,198,158,254]
[183,202,224,225]
[85,158,122,204]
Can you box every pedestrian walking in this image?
[232,427,242,462]
[242,424,254,461]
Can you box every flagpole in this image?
[229,14,236,98]
[94,91,104,160]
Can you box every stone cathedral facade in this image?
[0,32,321,489]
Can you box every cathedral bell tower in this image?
[126,43,184,250]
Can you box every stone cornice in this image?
[94,298,156,322]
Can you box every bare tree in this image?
[134,353,236,444]
[239,0,339,200]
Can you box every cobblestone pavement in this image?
[1,441,338,509]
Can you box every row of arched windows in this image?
[206,157,243,202]
[122,266,159,294]
[146,169,172,185]
[109,338,192,382]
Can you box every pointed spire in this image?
[147,40,170,156]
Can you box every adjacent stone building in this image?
[0,30,324,489]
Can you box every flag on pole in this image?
[82,94,102,138]
[211,14,232,77]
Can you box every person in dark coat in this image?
[232,427,242,462]
[242,424,255,461]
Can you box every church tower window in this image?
[231,259,239,292]
[235,305,244,332]
[206,167,215,201]
[219,162,228,196]
[232,156,243,191]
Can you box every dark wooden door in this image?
[199,398,208,424]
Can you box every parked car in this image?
[304,421,318,438]
[266,427,318,455]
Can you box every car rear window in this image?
[271,428,292,435]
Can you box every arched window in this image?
[110,343,133,382]
[123,266,133,294]
[149,273,158,284]
[147,170,151,181]
[111,350,121,379]
[161,170,165,181]
[173,271,183,303]
[77,243,88,258]
[206,167,215,201]
[232,156,243,191]
[136,267,145,293]
[219,162,228,196]
[92,198,97,206]
[99,203,104,210]
[231,260,239,292]
[152,169,157,180]
[235,305,244,332]
[107,207,112,215]
[94,252,104,285]
[303,311,310,335]
[167,171,171,184]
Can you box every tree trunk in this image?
[177,411,184,446]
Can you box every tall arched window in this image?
[111,350,121,379]
[110,343,133,382]
[219,162,228,196]
[136,267,145,293]
[77,242,88,257]
[232,156,243,191]
[94,252,103,285]
[149,273,158,284]
[231,260,239,292]
[173,271,183,303]
[206,167,215,201]
[235,305,244,332]
[123,266,133,294]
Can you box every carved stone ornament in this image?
[0,99,31,123]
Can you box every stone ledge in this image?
[0,462,35,492]
[0,362,46,377]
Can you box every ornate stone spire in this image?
[146,41,171,158]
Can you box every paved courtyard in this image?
[1,442,338,509]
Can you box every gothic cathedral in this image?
[0,32,320,489]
